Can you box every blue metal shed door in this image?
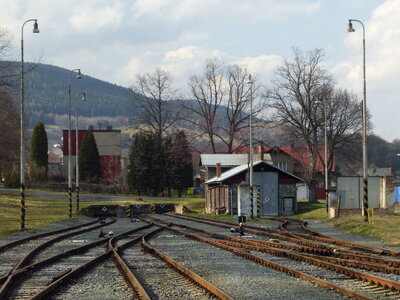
[254,172,279,216]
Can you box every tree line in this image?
[127,131,193,197]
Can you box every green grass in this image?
[290,201,328,220]
[0,193,70,237]
[0,191,206,238]
[2,189,399,248]
[331,214,400,247]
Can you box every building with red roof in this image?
[62,129,121,180]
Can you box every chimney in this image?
[260,146,264,161]
[216,163,222,177]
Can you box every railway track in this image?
[2,219,233,300]
[0,218,117,299]
[0,218,115,281]
[147,214,400,300]
[166,213,400,269]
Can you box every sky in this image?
[1,0,399,141]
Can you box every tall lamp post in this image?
[316,99,329,211]
[68,69,82,218]
[247,74,254,219]
[75,92,86,211]
[347,19,368,220]
[20,19,39,231]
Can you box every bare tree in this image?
[183,58,224,153]
[183,60,266,153]
[0,28,15,89]
[267,48,333,202]
[214,64,265,153]
[318,88,362,177]
[131,68,177,140]
[0,90,20,182]
[0,28,19,183]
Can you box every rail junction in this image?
[0,213,398,299]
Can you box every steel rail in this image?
[140,216,370,300]
[167,213,400,258]
[107,225,153,300]
[162,215,400,273]
[0,218,99,253]
[0,237,110,285]
[0,218,116,299]
[28,224,154,300]
[165,213,344,251]
[141,226,234,300]
[277,217,400,257]
[15,218,116,270]
[145,215,400,295]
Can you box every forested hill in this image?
[8,62,135,126]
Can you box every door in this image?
[229,185,238,215]
[283,197,294,216]
[254,172,279,216]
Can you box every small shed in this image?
[200,153,272,181]
[336,175,394,211]
[203,160,303,216]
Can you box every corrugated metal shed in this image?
[204,160,303,184]
[200,153,272,166]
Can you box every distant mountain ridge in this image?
[4,62,256,137]
[7,62,135,127]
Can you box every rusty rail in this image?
[0,218,116,299]
[168,213,400,257]
[145,215,400,298]
[28,224,153,300]
[167,215,400,273]
[0,218,100,253]
[107,225,153,300]
[141,226,234,300]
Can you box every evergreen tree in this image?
[79,131,102,182]
[127,131,167,196]
[127,132,152,195]
[30,121,48,168]
[170,131,193,197]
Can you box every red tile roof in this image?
[234,145,335,173]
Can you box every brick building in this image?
[62,130,121,179]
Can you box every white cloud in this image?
[69,2,125,33]
[233,55,282,82]
[122,45,283,94]
[132,0,320,23]
[335,0,400,140]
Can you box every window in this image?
[274,162,288,171]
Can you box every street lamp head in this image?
[76,69,82,79]
[347,20,355,32]
[33,20,40,33]
[247,74,253,84]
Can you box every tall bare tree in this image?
[267,48,333,202]
[214,64,264,153]
[0,28,14,88]
[183,58,224,153]
[183,60,265,153]
[318,88,362,178]
[131,68,177,141]
[0,28,19,184]
[0,90,20,183]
